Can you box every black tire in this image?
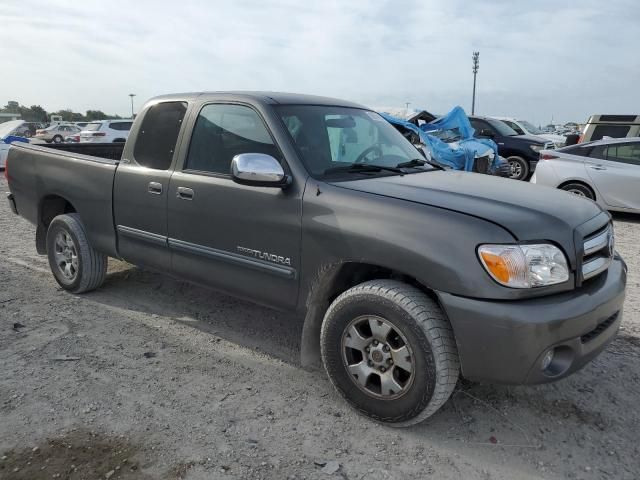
[560,182,595,200]
[320,280,459,426]
[506,156,529,180]
[46,213,108,293]
[52,135,63,144]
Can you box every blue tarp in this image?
[3,135,29,144]
[382,106,501,173]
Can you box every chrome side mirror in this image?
[231,153,289,188]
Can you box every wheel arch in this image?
[557,179,597,200]
[36,195,78,254]
[300,261,437,369]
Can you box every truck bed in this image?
[6,142,120,257]
[38,142,125,161]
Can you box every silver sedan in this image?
[531,137,640,214]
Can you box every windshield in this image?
[276,105,432,179]
[85,123,102,131]
[518,120,543,135]
[486,118,519,136]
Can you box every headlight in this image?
[530,144,544,152]
[478,244,569,288]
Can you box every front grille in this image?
[544,142,555,150]
[472,155,490,174]
[581,312,618,343]
[581,223,614,281]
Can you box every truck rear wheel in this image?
[46,213,107,294]
[320,280,459,426]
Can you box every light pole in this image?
[128,94,136,118]
[471,52,479,115]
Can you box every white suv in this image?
[80,120,133,143]
[492,117,566,148]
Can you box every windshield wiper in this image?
[395,158,444,170]
[324,163,404,175]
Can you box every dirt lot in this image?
[1,176,639,480]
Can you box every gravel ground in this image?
[0,175,639,480]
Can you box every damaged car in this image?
[381,106,510,177]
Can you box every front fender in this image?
[298,179,518,309]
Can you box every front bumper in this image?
[437,256,626,384]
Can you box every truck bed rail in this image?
[10,142,122,164]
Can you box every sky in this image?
[1,0,638,125]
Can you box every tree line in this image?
[1,101,124,122]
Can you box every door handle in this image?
[589,165,607,171]
[148,182,163,194]
[176,187,194,200]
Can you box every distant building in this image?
[0,112,21,124]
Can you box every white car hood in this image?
[540,133,566,144]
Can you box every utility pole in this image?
[129,94,136,118]
[471,51,479,115]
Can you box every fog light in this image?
[541,349,555,370]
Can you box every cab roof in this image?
[147,91,367,109]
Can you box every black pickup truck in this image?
[469,116,553,181]
[5,92,626,426]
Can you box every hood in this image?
[540,133,566,144]
[508,134,548,145]
[331,170,603,243]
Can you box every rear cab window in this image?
[133,101,187,170]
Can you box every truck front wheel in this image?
[46,213,108,294]
[320,280,459,426]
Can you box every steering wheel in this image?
[355,145,383,164]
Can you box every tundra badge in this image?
[237,246,291,266]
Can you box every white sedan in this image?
[531,137,640,213]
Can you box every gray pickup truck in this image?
[5,92,627,426]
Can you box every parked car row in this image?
[4,102,637,217]
[33,120,133,144]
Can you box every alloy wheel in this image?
[509,160,522,179]
[341,315,415,399]
[53,231,79,281]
